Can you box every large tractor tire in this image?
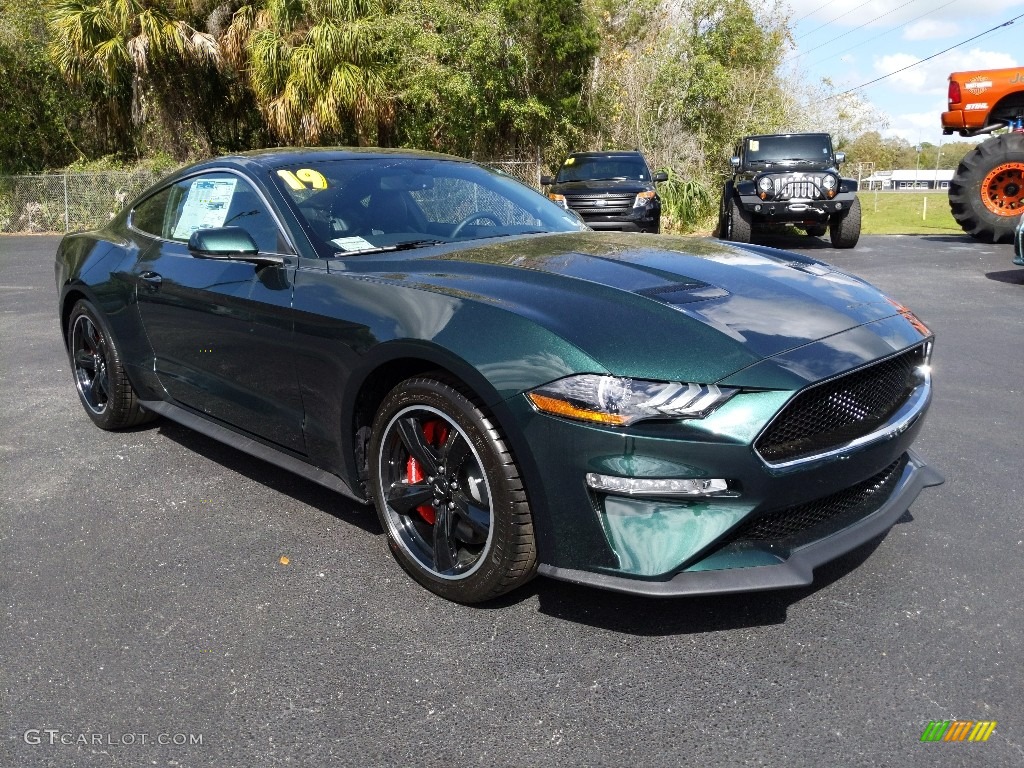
[948,133,1024,243]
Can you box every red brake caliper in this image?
[406,420,449,525]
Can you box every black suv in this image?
[541,151,667,233]
[719,133,861,248]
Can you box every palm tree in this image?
[48,0,218,131]
[222,0,391,145]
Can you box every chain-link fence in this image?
[477,150,546,190]
[0,171,162,234]
[0,156,547,235]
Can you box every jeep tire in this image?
[829,197,861,249]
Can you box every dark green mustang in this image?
[55,149,942,603]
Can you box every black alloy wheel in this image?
[369,376,536,603]
[67,300,153,430]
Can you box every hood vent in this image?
[636,281,729,306]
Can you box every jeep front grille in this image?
[771,176,825,200]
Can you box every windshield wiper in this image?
[335,239,446,256]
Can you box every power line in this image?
[805,0,957,68]
[834,12,1024,98]
[794,0,885,42]
[790,0,826,26]
[792,0,922,60]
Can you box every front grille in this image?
[566,194,635,216]
[777,179,823,200]
[755,345,926,464]
[725,455,908,545]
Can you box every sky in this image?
[783,0,1024,146]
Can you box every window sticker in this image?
[172,178,237,239]
[330,236,375,252]
[749,140,759,151]
[564,157,575,165]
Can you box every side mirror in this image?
[835,152,846,165]
[540,175,554,186]
[187,227,285,267]
[730,156,741,169]
[653,171,669,183]
[188,226,259,256]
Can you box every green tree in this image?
[223,0,391,145]
[0,0,93,172]
[46,0,222,158]
[381,0,598,160]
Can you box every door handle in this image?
[140,271,163,292]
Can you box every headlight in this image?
[547,193,569,209]
[756,176,774,200]
[821,174,838,198]
[526,374,738,426]
[633,190,657,208]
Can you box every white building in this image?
[861,170,956,191]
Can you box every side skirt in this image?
[138,399,368,504]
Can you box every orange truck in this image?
[941,67,1024,243]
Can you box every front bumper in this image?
[539,450,942,596]
[574,206,660,233]
[737,195,851,219]
[499,332,939,597]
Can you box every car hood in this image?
[548,179,654,195]
[339,232,923,384]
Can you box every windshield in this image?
[555,155,650,183]
[743,135,833,166]
[272,157,586,256]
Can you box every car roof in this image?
[225,146,467,167]
[565,151,647,160]
[743,133,831,141]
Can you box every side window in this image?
[131,186,175,238]
[132,173,286,253]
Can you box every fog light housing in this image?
[586,474,728,497]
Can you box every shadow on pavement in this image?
[156,419,380,533]
[985,269,1024,285]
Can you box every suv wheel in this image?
[829,197,861,249]
[728,197,753,243]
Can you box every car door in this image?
[129,170,306,454]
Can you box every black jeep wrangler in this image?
[719,133,861,248]
[541,151,668,233]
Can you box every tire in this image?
[804,224,827,237]
[949,133,1024,244]
[728,196,752,243]
[368,376,537,603]
[66,299,155,430]
[829,197,861,249]
[715,183,731,239]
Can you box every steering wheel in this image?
[450,211,502,238]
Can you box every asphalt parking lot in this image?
[2,233,1022,768]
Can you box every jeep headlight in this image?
[526,374,738,426]
[757,176,774,199]
[822,174,838,198]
